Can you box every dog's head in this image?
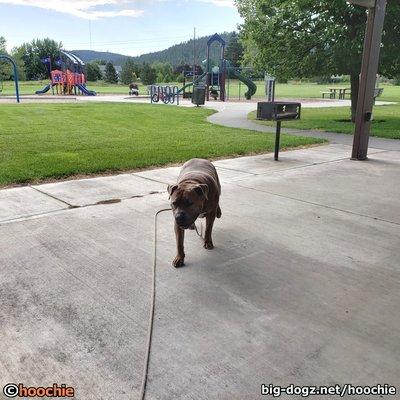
[167,182,208,229]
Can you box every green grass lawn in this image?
[0,80,149,96]
[249,104,400,139]
[0,103,324,187]
[228,81,400,102]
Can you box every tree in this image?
[153,62,174,83]
[104,61,118,83]
[9,46,27,81]
[174,64,203,76]
[86,61,102,82]
[15,38,62,80]
[0,39,27,81]
[0,36,10,80]
[236,0,400,121]
[140,63,157,85]
[225,32,244,67]
[0,36,6,53]
[120,58,139,85]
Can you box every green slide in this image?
[226,60,257,100]
[177,72,207,94]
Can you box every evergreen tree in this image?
[120,58,138,85]
[104,61,118,83]
[0,36,5,52]
[153,62,174,83]
[86,61,102,82]
[140,63,157,85]
[225,32,244,67]
[0,36,9,80]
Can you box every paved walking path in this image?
[1,144,399,399]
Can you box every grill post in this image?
[274,121,282,161]
[257,102,301,161]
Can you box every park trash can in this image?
[257,101,301,161]
[192,85,206,106]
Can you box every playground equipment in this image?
[225,60,257,100]
[36,50,96,96]
[149,33,257,106]
[150,85,180,105]
[265,75,276,102]
[205,34,227,101]
[180,65,204,99]
[175,33,257,103]
[0,55,20,103]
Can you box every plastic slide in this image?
[77,84,96,96]
[35,84,51,95]
[177,72,207,94]
[226,60,257,100]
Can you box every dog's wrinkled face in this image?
[168,183,208,229]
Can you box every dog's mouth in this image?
[177,223,191,230]
[177,218,198,230]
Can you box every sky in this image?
[0,0,242,56]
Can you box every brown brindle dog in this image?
[168,158,222,267]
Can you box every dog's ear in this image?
[194,184,208,200]
[167,184,178,198]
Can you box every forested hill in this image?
[133,32,235,65]
[71,32,235,66]
[70,50,128,65]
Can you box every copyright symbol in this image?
[3,383,18,398]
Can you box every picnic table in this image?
[322,87,384,101]
[327,87,351,100]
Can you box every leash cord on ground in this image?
[138,208,171,400]
[193,220,204,239]
[138,209,204,400]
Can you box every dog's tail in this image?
[216,205,222,219]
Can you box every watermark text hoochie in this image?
[3,383,74,398]
[261,383,397,397]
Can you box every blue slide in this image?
[35,84,51,94]
[77,84,96,96]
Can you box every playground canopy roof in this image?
[207,33,226,47]
[69,53,85,66]
[60,50,85,67]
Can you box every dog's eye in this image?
[172,201,178,207]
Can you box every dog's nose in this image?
[175,212,186,226]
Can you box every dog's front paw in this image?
[204,241,214,250]
[172,255,185,268]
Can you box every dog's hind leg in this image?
[216,204,222,219]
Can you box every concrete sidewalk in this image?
[1,143,399,399]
